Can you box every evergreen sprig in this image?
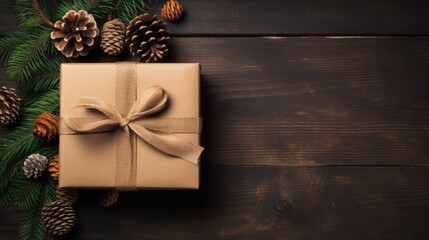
[0,0,153,239]
[117,0,152,24]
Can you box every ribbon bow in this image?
[65,86,203,165]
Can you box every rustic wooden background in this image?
[1,0,429,239]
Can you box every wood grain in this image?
[2,166,427,240]
[151,0,429,36]
[0,0,18,35]
[2,1,429,36]
[163,37,429,166]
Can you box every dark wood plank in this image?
[150,0,429,35]
[0,0,19,35]
[0,205,20,239]
[161,37,429,166]
[2,0,429,36]
[2,166,427,240]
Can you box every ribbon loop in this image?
[128,86,168,120]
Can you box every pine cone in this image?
[41,200,76,236]
[56,188,79,205]
[33,112,60,142]
[126,13,170,62]
[162,0,184,21]
[23,153,48,179]
[99,190,119,207]
[100,18,126,56]
[51,10,99,58]
[0,86,21,126]
[48,155,59,181]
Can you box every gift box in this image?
[59,63,203,190]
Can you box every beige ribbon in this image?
[60,63,203,190]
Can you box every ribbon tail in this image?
[129,123,203,165]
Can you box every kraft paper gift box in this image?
[59,63,203,190]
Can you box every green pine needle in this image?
[117,0,152,24]
[54,0,116,22]
[19,208,47,240]
[19,177,56,240]
[0,29,35,63]
[6,26,55,85]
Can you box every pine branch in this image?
[19,207,47,240]
[117,0,152,23]
[0,29,34,63]
[32,0,54,27]
[19,177,56,240]
[11,172,42,211]
[6,26,54,84]
[55,0,116,22]
[17,55,73,93]
[0,160,25,208]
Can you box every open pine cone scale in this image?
[51,10,99,58]
[126,13,170,62]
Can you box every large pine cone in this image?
[23,153,48,179]
[162,0,184,21]
[33,112,60,142]
[100,18,126,56]
[51,10,99,58]
[99,190,119,207]
[56,188,79,205]
[48,155,59,181]
[0,86,21,126]
[41,200,76,236]
[126,13,170,62]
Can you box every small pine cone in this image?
[0,86,21,126]
[126,13,171,62]
[51,10,99,58]
[33,112,60,142]
[48,155,59,181]
[41,200,76,236]
[56,188,78,205]
[23,153,48,179]
[99,190,118,207]
[100,18,126,56]
[162,0,184,21]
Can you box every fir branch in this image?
[19,177,56,240]
[19,208,46,240]
[16,55,73,93]
[0,188,12,208]
[0,29,34,63]
[0,161,24,208]
[0,155,23,192]
[6,26,54,84]
[11,172,42,211]
[32,0,54,27]
[21,73,59,93]
[55,0,116,22]
[117,0,152,23]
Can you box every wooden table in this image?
[1,1,429,239]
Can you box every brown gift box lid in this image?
[59,63,200,189]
